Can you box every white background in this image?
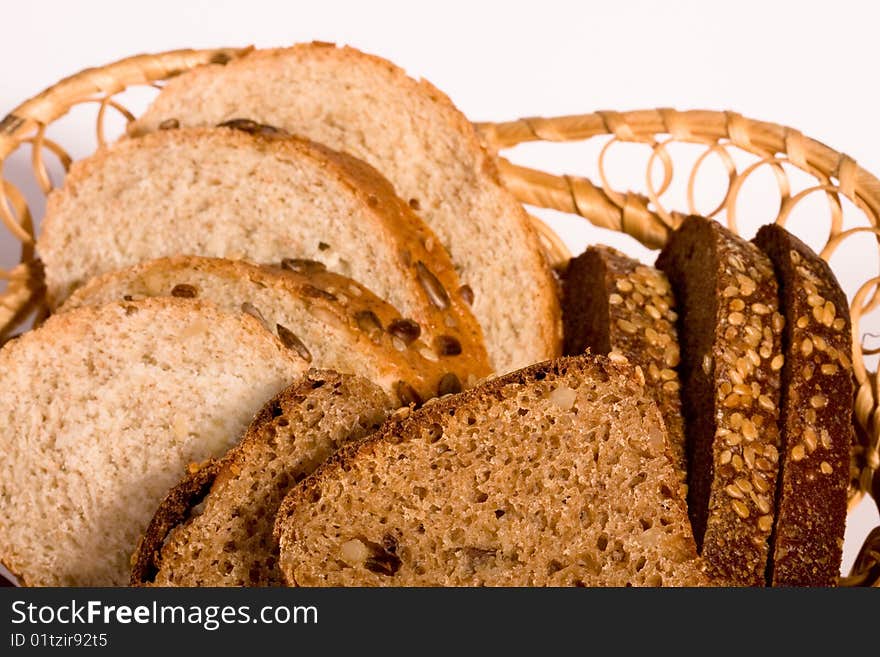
[1,0,877,576]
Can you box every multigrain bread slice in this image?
[563,245,686,481]
[128,42,561,372]
[0,298,307,586]
[62,255,481,404]
[657,216,784,586]
[131,371,392,587]
[275,355,711,587]
[754,224,853,586]
[38,125,489,374]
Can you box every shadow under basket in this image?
[0,47,877,586]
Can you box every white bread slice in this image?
[275,355,712,587]
[38,125,489,375]
[62,256,480,404]
[0,298,307,586]
[129,43,561,372]
[131,371,392,586]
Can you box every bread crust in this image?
[754,224,853,586]
[657,216,784,586]
[128,42,561,371]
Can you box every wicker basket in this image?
[0,47,877,586]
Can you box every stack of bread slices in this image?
[0,43,855,587]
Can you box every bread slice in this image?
[563,245,686,481]
[753,224,853,586]
[657,216,784,585]
[62,255,483,404]
[275,355,711,587]
[128,42,561,372]
[0,298,307,586]
[38,125,489,375]
[131,370,391,586]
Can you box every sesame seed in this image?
[729,369,744,385]
[646,304,661,320]
[728,312,745,326]
[814,336,827,352]
[803,427,818,453]
[810,394,828,409]
[751,302,771,315]
[720,450,733,465]
[820,429,832,450]
[723,285,740,297]
[805,408,817,423]
[667,310,678,322]
[755,457,773,471]
[812,305,825,324]
[632,292,645,305]
[730,413,744,429]
[801,338,814,356]
[790,249,802,264]
[660,368,677,381]
[770,354,784,371]
[822,301,836,326]
[662,380,680,393]
[802,363,814,380]
[765,444,779,462]
[756,496,772,514]
[634,366,645,386]
[832,318,846,331]
[616,279,633,292]
[732,454,744,470]
[730,298,745,311]
[609,293,623,305]
[737,275,757,296]
[758,515,773,532]
[720,381,732,396]
[792,444,806,461]
[723,393,741,408]
[726,484,745,499]
[751,471,770,493]
[757,394,775,411]
[807,294,824,307]
[727,433,742,448]
[796,316,809,329]
[742,420,758,441]
[648,363,661,380]
[608,351,628,364]
[645,327,660,344]
[772,313,785,332]
[733,383,751,396]
[617,318,638,334]
[736,477,753,493]
[664,345,680,367]
[759,345,773,359]
[731,500,750,519]
[820,461,833,475]
[838,350,851,369]
[821,363,838,375]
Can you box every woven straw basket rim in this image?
[0,45,877,586]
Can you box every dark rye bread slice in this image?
[657,216,784,586]
[563,245,686,481]
[38,125,489,375]
[0,298,307,586]
[128,42,562,372]
[62,256,481,404]
[131,371,392,587]
[275,355,712,587]
[754,224,853,586]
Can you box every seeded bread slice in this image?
[131,371,391,587]
[62,256,480,404]
[563,245,686,481]
[657,216,784,586]
[754,224,853,586]
[128,42,561,372]
[275,355,711,587]
[38,125,489,375]
[0,298,307,586]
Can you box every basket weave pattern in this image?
[0,48,877,585]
